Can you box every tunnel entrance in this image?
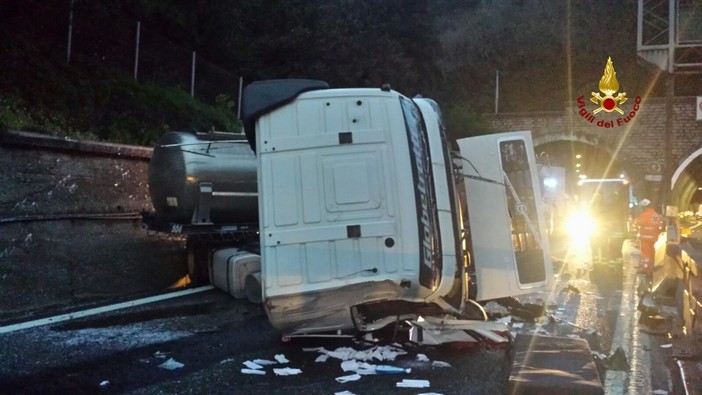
[535,140,633,267]
[671,148,702,214]
[534,140,631,202]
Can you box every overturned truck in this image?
[144,79,553,340]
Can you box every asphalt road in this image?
[1,290,513,395]
[0,239,688,394]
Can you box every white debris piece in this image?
[334,391,356,395]
[512,322,524,329]
[241,368,266,375]
[357,361,375,370]
[273,367,302,376]
[341,360,359,372]
[431,360,451,368]
[274,354,289,363]
[591,351,607,360]
[378,347,405,361]
[219,358,235,364]
[338,359,378,375]
[327,347,355,360]
[315,354,329,363]
[652,390,668,394]
[335,373,362,383]
[353,349,374,361]
[158,358,184,370]
[370,349,384,361]
[252,359,277,366]
[99,380,109,388]
[416,353,430,362]
[495,316,512,324]
[660,344,672,348]
[153,351,167,358]
[303,347,328,352]
[243,360,264,370]
[396,379,430,388]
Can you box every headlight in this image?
[565,210,597,239]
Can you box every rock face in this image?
[0,131,186,323]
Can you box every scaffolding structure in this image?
[638,0,702,74]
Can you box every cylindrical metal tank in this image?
[148,131,258,224]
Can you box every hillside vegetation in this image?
[1,1,699,145]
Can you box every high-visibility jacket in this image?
[636,208,662,241]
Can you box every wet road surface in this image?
[0,239,691,394]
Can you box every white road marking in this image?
[604,241,653,394]
[0,286,214,334]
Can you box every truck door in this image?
[456,131,552,301]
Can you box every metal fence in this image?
[25,1,242,108]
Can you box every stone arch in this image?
[532,132,599,148]
[670,147,702,212]
[671,147,702,188]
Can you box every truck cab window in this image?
[500,139,546,284]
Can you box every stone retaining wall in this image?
[0,131,185,323]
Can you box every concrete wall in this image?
[0,131,185,323]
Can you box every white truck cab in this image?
[239,79,551,336]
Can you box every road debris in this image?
[157,357,184,370]
[340,360,359,372]
[335,373,361,383]
[560,284,581,295]
[602,347,630,371]
[273,367,302,376]
[396,379,430,388]
[416,353,430,362]
[243,360,264,370]
[241,368,265,375]
[274,354,289,363]
[252,358,277,365]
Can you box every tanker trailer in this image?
[143,131,260,283]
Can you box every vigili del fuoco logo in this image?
[576,57,642,128]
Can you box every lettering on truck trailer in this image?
[401,97,441,289]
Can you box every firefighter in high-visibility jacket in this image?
[635,199,662,262]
